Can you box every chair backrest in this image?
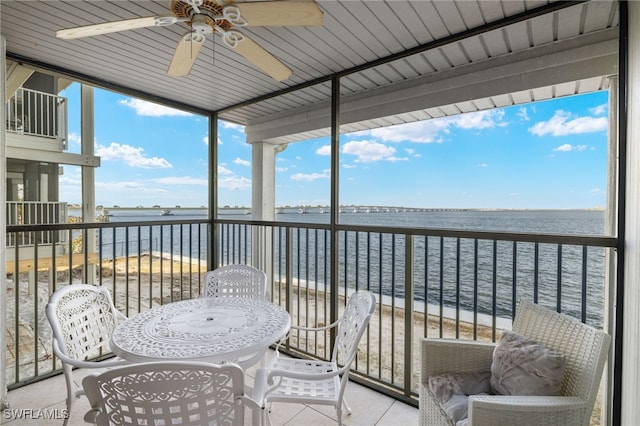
[332,291,377,367]
[513,300,611,416]
[200,264,267,299]
[46,284,123,361]
[82,361,250,426]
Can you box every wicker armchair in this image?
[419,300,611,426]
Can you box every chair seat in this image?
[262,357,341,403]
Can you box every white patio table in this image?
[110,297,291,367]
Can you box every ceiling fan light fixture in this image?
[221,30,245,49]
[155,16,181,27]
[222,6,248,27]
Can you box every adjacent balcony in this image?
[6,87,67,142]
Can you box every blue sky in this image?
[59,84,608,209]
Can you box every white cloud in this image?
[316,145,331,156]
[291,171,330,181]
[529,110,607,136]
[233,157,251,167]
[405,148,420,157]
[517,107,529,121]
[95,180,155,193]
[219,176,251,190]
[554,144,573,152]
[218,164,234,175]
[553,144,588,152]
[219,120,245,131]
[590,104,608,115]
[477,163,489,168]
[152,176,207,186]
[276,166,289,172]
[455,109,505,130]
[342,140,397,163]
[342,164,357,169]
[96,143,172,168]
[359,109,505,143]
[366,120,451,143]
[67,132,81,146]
[119,98,191,117]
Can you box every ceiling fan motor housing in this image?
[171,0,235,33]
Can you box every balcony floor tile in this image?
[3,351,418,425]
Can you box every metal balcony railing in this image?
[5,201,68,247]
[4,217,616,409]
[5,87,68,144]
[216,219,616,404]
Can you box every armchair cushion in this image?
[428,371,492,404]
[490,330,566,396]
[427,371,491,424]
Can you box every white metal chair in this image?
[419,300,612,426]
[45,284,128,424]
[200,264,267,299]
[82,361,259,426]
[253,290,376,426]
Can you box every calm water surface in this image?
[74,208,608,325]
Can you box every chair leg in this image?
[261,407,272,426]
[342,397,353,415]
[62,365,74,425]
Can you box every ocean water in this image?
[74,208,608,325]
[276,209,607,325]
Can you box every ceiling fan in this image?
[56,0,323,81]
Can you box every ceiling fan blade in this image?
[167,33,205,77]
[236,1,323,27]
[56,16,176,39]
[231,34,292,81]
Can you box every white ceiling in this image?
[2,0,619,133]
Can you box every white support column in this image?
[622,2,640,423]
[0,34,10,410]
[251,141,276,222]
[251,141,278,283]
[603,75,618,426]
[81,85,97,284]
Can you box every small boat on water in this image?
[160,209,173,216]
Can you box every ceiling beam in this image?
[246,29,618,144]
[5,61,34,101]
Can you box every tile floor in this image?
[2,351,419,425]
